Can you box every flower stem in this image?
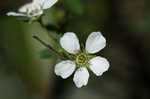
[32,35,67,60]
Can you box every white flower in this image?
[54,32,110,88]
[7,0,58,18]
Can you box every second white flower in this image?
[55,32,110,88]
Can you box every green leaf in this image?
[55,33,62,42]
[40,49,56,59]
[63,0,84,15]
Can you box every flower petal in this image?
[89,56,109,76]
[19,2,35,13]
[60,32,80,54]
[43,0,58,9]
[33,0,57,9]
[54,60,76,79]
[85,32,106,54]
[7,12,26,16]
[33,0,44,5]
[73,67,89,88]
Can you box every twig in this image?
[32,35,67,60]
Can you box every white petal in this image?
[54,60,76,79]
[30,10,43,17]
[19,2,34,13]
[60,32,80,54]
[43,0,58,9]
[33,0,44,4]
[7,12,26,16]
[33,0,45,6]
[85,32,106,54]
[33,0,57,9]
[73,67,89,88]
[89,56,109,76]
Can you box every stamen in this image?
[26,8,29,14]
[76,53,88,66]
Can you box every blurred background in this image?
[0,0,150,99]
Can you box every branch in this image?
[32,35,67,60]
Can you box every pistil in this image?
[76,53,88,66]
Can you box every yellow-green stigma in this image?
[76,53,88,66]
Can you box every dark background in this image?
[0,0,150,99]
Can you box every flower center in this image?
[76,53,88,66]
[26,8,41,16]
[31,9,40,14]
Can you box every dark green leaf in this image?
[40,49,56,59]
